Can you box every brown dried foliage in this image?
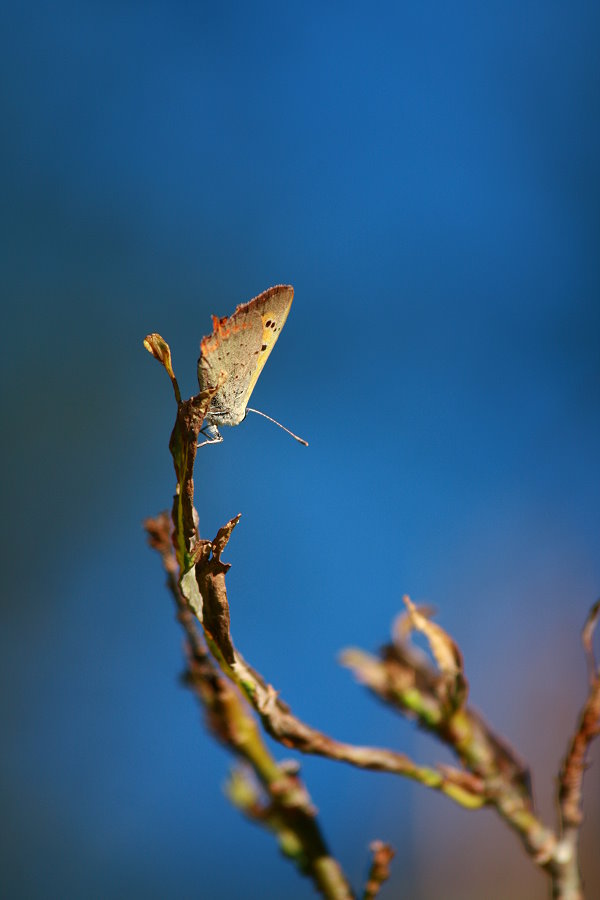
[144,333,600,899]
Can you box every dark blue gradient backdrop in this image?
[1,3,599,898]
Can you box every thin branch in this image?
[362,841,395,900]
[552,601,600,900]
[145,511,354,900]
[341,608,560,867]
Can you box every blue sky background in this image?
[1,3,599,898]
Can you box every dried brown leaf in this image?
[402,597,459,676]
[143,332,173,372]
[191,515,242,667]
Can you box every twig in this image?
[553,601,600,900]
[341,606,557,868]
[363,841,395,900]
[185,511,486,809]
[145,511,354,900]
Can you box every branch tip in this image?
[363,841,395,900]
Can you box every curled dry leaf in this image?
[394,604,437,644]
[212,514,243,562]
[187,515,243,668]
[144,332,181,404]
[401,596,467,711]
[402,597,463,680]
[143,333,174,375]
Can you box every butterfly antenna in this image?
[246,408,309,446]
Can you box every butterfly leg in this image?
[197,424,224,448]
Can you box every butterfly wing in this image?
[197,285,294,426]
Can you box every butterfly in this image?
[197,285,307,446]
